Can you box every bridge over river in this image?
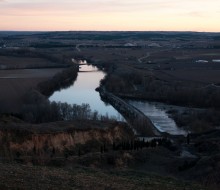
[99,88,161,137]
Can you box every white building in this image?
[212,59,220,63]
[195,60,208,63]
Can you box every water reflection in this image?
[49,64,122,120]
[128,100,186,135]
[79,64,98,72]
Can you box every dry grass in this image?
[0,162,205,190]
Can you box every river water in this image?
[49,62,186,135]
[127,100,186,135]
[49,63,122,120]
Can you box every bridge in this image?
[99,88,161,137]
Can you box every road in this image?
[75,44,82,52]
[138,52,151,63]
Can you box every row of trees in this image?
[112,138,172,151]
[171,108,220,133]
[101,71,143,93]
[103,69,220,108]
[22,90,117,123]
[142,78,220,108]
[37,66,78,97]
[0,47,72,67]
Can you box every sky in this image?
[0,0,220,32]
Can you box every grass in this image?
[0,162,206,190]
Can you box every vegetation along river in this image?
[50,62,186,135]
[49,62,123,120]
[127,100,186,135]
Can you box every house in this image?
[195,60,208,63]
[212,59,220,63]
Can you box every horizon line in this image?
[0,30,220,34]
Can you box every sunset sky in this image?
[0,0,220,32]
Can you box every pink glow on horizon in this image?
[0,0,219,32]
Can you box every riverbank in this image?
[1,114,220,189]
[126,100,187,135]
[49,62,123,121]
[0,116,133,163]
[117,92,220,134]
[0,45,77,114]
[38,65,78,97]
[101,71,220,134]
[99,87,161,137]
[0,68,64,113]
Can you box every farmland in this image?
[0,68,63,113]
[1,31,220,129]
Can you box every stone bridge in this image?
[99,88,161,137]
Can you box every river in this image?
[127,100,187,135]
[49,63,123,120]
[49,61,186,135]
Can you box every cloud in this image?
[1,0,219,15]
[0,0,179,16]
[0,0,220,32]
[187,11,205,17]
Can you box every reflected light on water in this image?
[128,100,186,135]
[79,64,98,72]
[49,64,122,120]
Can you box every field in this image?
[160,69,220,84]
[0,43,72,113]
[0,55,59,69]
[0,68,63,113]
[80,47,220,84]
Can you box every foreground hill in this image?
[1,116,219,189]
[0,162,204,190]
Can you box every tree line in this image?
[22,90,117,123]
[37,66,78,97]
[102,70,220,109]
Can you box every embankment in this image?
[0,118,133,163]
[99,87,161,137]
